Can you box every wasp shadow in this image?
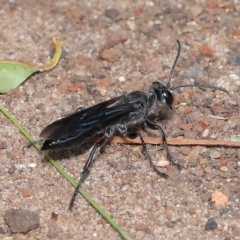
[31,140,95,163]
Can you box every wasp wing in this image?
[40,96,123,139]
[40,96,136,150]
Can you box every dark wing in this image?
[40,96,122,139]
[40,95,136,150]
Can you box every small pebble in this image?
[47,223,61,238]
[220,155,227,166]
[202,128,209,137]
[182,106,192,114]
[0,226,6,234]
[204,166,212,173]
[210,159,221,168]
[28,163,37,168]
[228,51,240,65]
[193,179,202,187]
[219,166,228,172]
[0,141,7,149]
[22,189,31,197]
[212,228,222,235]
[5,209,40,233]
[205,218,218,231]
[180,123,192,130]
[186,63,207,77]
[190,5,203,17]
[212,191,228,206]
[181,147,190,156]
[187,159,198,168]
[156,159,169,167]
[165,221,176,228]
[199,158,207,165]
[118,76,126,82]
[105,8,120,20]
[131,155,138,162]
[100,49,121,62]
[146,1,154,6]
[8,164,16,174]
[201,191,212,202]
[184,130,197,139]
[200,43,214,55]
[121,176,130,185]
[210,150,221,159]
[205,172,216,181]
[127,20,137,31]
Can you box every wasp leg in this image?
[127,132,168,179]
[71,106,85,114]
[27,140,37,147]
[23,140,42,155]
[68,134,110,210]
[76,106,85,112]
[145,119,181,170]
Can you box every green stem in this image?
[0,104,132,240]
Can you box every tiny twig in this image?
[208,115,229,120]
[106,136,240,148]
[98,38,128,59]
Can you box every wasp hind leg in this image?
[69,128,113,210]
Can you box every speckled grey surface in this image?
[0,1,240,239]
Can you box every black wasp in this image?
[40,41,228,210]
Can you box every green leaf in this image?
[0,62,37,93]
[0,38,62,93]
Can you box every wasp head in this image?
[149,82,173,107]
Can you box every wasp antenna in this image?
[167,40,181,88]
[171,83,229,94]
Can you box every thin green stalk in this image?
[0,104,132,240]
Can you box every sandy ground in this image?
[0,0,240,239]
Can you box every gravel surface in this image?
[0,1,240,239]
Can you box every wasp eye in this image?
[163,90,173,106]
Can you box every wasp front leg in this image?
[117,124,168,179]
[145,119,181,170]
